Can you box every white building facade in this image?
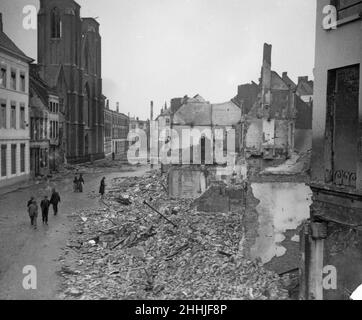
[0,13,33,188]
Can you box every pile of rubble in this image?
[59,170,289,300]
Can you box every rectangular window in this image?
[44,119,47,138]
[20,106,25,129]
[0,102,6,128]
[20,72,26,92]
[11,104,16,129]
[30,118,34,140]
[11,144,16,174]
[20,144,25,173]
[50,121,53,139]
[10,69,16,91]
[0,66,6,88]
[333,0,362,20]
[1,145,6,177]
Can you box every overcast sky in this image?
[0,0,316,119]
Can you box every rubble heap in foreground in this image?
[59,170,289,300]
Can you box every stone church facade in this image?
[37,0,105,163]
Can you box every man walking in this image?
[50,188,61,216]
[41,195,50,225]
[28,198,38,229]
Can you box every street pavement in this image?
[0,165,149,300]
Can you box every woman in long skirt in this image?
[99,177,106,199]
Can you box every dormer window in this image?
[51,7,62,38]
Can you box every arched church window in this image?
[84,84,91,128]
[51,7,61,38]
[84,41,90,74]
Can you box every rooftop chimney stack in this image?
[116,102,119,113]
[150,101,154,121]
[0,13,3,33]
[298,76,309,84]
[263,43,272,67]
[106,100,109,110]
[261,43,272,107]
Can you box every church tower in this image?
[38,0,81,82]
[37,0,104,163]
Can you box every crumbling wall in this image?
[243,182,312,274]
[168,166,209,199]
[274,120,289,151]
[193,183,245,213]
[245,120,263,153]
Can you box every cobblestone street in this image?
[0,165,149,299]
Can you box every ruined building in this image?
[235,44,313,174]
[165,94,243,198]
[37,0,105,163]
[300,0,362,300]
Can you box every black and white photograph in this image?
[0,0,361,307]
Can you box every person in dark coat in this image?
[27,196,35,208]
[78,174,85,193]
[40,196,50,225]
[99,177,106,199]
[28,199,38,229]
[50,188,61,216]
[73,175,79,192]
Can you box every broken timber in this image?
[143,201,178,228]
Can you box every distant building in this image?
[111,102,129,161]
[301,0,362,300]
[104,100,112,157]
[0,13,33,188]
[37,0,104,163]
[29,65,62,176]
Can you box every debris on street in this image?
[59,170,290,300]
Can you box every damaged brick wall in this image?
[243,182,312,274]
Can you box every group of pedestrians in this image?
[73,174,85,193]
[73,173,106,198]
[27,188,61,229]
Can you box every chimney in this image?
[106,100,109,110]
[282,72,288,80]
[263,43,272,67]
[150,101,154,121]
[261,43,272,106]
[116,102,119,113]
[0,13,3,33]
[298,76,308,84]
